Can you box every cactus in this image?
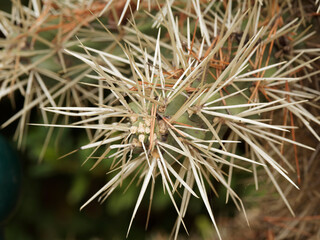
[1,0,320,239]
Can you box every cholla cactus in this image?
[2,0,320,239]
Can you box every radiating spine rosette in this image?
[8,1,320,239]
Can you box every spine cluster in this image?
[0,1,319,239]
